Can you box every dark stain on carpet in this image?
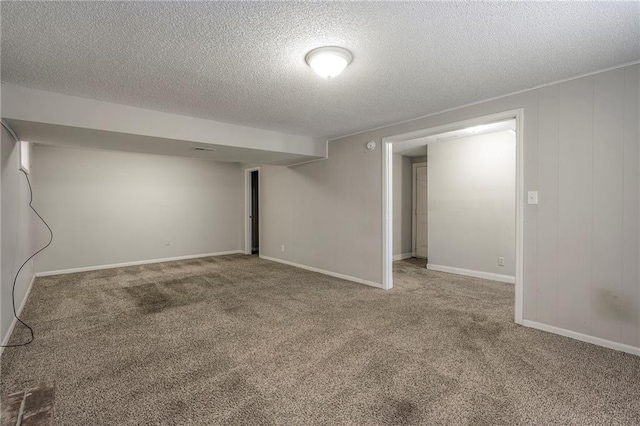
[123,282,174,313]
[385,399,418,424]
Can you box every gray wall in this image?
[32,145,243,272]
[393,154,412,257]
[1,127,36,345]
[428,131,516,276]
[261,64,639,348]
[256,139,381,285]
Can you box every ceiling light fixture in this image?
[305,46,352,78]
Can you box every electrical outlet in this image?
[165,240,171,246]
[281,245,285,252]
[498,257,504,267]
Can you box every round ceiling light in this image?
[305,46,353,78]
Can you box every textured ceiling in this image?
[2,1,639,140]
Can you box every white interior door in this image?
[415,165,428,258]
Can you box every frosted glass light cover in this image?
[305,47,352,78]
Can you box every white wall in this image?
[260,64,639,350]
[393,155,412,257]
[32,145,243,273]
[253,139,382,287]
[255,150,408,284]
[428,131,516,277]
[2,84,325,158]
[1,126,37,346]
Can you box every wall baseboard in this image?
[0,273,37,358]
[393,253,413,261]
[427,264,515,284]
[35,250,245,277]
[260,255,383,289]
[521,320,640,357]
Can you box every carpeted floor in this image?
[2,255,639,425]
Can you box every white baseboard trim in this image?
[35,250,245,277]
[521,320,640,357]
[427,264,515,284]
[1,273,37,358]
[260,255,383,289]
[393,253,413,261]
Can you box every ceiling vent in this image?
[192,146,217,152]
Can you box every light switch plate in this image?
[527,191,538,205]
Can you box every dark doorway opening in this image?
[251,170,259,255]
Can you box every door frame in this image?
[411,162,428,258]
[382,109,524,325]
[244,167,261,255]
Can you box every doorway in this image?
[382,109,524,324]
[245,167,260,255]
[412,162,428,259]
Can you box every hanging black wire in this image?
[1,122,54,348]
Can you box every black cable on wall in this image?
[1,121,54,348]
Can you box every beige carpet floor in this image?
[1,255,639,425]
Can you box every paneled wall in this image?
[535,67,639,345]
[260,64,639,349]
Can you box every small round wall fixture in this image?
[366,141,376,151]
[305,46,353,78]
